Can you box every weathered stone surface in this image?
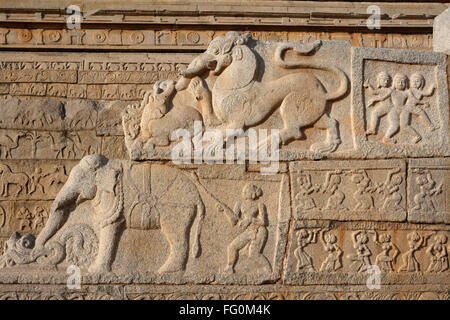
[284,220,449,285]
[289,160,407,222]
[433,7,450,54]
[0,3,448,300]
[408,158,449,224]
[352,47,449,158]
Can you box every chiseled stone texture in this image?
[433,7,450,54]
[352,47,449,158]
[0,12,448,300]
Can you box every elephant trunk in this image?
[191,201,205,259]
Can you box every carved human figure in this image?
[381,168,403,211]
[28,167,49,195]
[178,31,348,153]
[400,73,438,143]
[319,230,343,272]
[321,170,346,210]
[365,72,398,142]
[222,184,272,274]
[399,232,433,272]
[411,169,442,213]
[348,230,372,272]
[294,228,319,272]
[426,234,448,273]
[17,207,33,232]
[295,171,317,211]
[32,206,48,230]
[382,73,411,144]
[372,231,400,272]
[351,170,374,210]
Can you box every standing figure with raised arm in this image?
[427,233,448,273]
[365,72,398,142]
[351,170,374,210]
[319,229,343,272]
[221,183,272,274]
[295,170,317,211]
[348,230,372,272]
[400,73,438,143]
[372,231,400,272]
[412,169,442,213]
[294,228,320,272]
[321,170,346,210]
[399,232,433,272]
[381,168,403,211]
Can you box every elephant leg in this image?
[88,221,123,273]
[158,205,195,273]
[310,113,341,153]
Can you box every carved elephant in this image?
[179,32,349,153]
[25,154,205,274]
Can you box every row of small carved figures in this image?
[294,228,448,273]
[0,164,68,197]
[0,130,98,159]
[0,205,48,234]
[294,168,442,213]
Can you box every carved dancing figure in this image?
[348,230,372,272]
[372,231,400,272]
[294,228,320,272]
[17,207,33,232]
[426,233,448,273]
[382,73,410,144]
[222,184,272,274]
[351,170,374,210]
[381,168,403,211]
[365,72,398,142]
[399,232,433,272]
[319,230,343,272]
[321,169,346,210]
[411,169,442,213]
[400,73,438,144]
[295,171,317,211]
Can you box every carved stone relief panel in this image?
[283,220,449,285]
[408,158,449,224]
[352,47,449,158]
[0,157,289,285]
[289,160,407,222]
[0,160,74,200]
